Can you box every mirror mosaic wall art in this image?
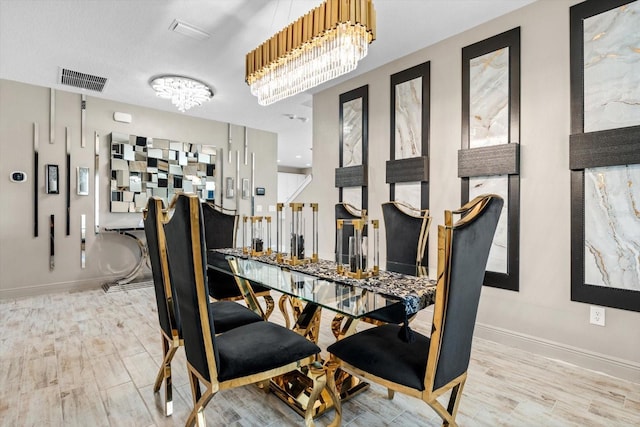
[110,132,216,212]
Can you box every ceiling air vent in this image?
[59,68,108,92]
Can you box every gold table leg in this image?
[269,308,369,419]
[270,360,366,420]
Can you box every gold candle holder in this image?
[242,215,271,256]
[265,216,272,255]
[251,216,265,256]
[276,203,284,263]
[276,202,318,265]
[311,203,319,262]
[248,215,272,257]
[242,215,249,254]
[288,203,308,265]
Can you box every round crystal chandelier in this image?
[246,0,376,106]
[149,75,213,112]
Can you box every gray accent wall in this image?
[300,0,640,381]
[0,79,277,298]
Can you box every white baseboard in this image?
[475,322,640,383]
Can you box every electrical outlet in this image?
[590,306,605,326]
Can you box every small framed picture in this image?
[77,166,89,196]
[46,164,59,194]
[242,178,250,199]
[225,177,234,199]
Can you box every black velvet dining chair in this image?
[362,201,432,326]
[202,202,275,319]
[164,193,333,427]
[382,201,431,277]
[143,197,263,416]
[327,194,503,427]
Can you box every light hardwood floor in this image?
[1,286,639,427]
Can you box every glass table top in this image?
[207,252,404,319]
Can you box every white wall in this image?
[0,79,277,297]
[300,0,640,381]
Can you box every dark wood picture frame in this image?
[45,164,59,194]
[570,0,640,312]
[387,61,430,211]
[336,85,369,211]
[460,27,521,291]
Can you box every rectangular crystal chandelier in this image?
[246,0,376,106]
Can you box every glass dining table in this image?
[206,248,437,419]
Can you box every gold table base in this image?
[270,366,368,418]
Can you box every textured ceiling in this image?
[0,0,535,168]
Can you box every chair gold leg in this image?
[427,381,465,427]
[443,380,465,426]
[153,334,179,416]
[188,370,201,406]
[164,366,174,416]
[429,399,457,427]
[387,388,395,400]
[195,408,206,427]
[186,392,214,427]
[186,370,214,427]
[153,335,169,392]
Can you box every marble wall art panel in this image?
[584,164,640,290]
[462,27,519,291]
[110,133,216,212]
[395,77,422,159]
[342,187,362,211]
[469,175,509,273]
[394,182,421,210]
[469,47,509,148]
[342,98,363,166]
[584,1,640,133]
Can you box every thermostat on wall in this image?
[10,171,27,182]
